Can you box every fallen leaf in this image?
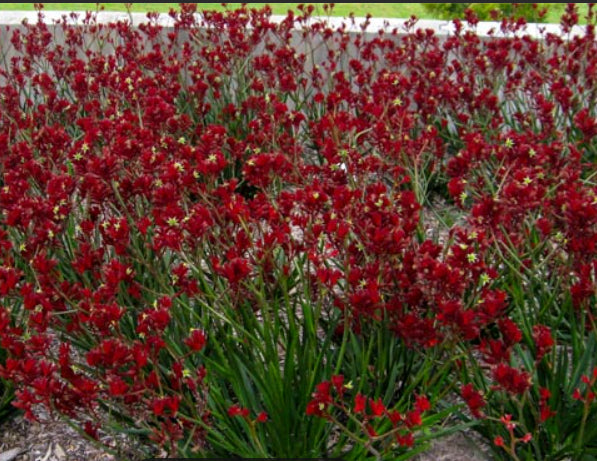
[38,443,52,461]
[54,443,66,460]
[0,448,26,461]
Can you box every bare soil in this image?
[1,410,493,461]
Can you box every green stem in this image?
[333,313,351,376]
[328,413,382,460]
[575,398,590,455]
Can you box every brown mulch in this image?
[0,406,151,461]
[1,408,492,461]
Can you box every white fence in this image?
[0,9,587,39]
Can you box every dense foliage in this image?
[421,3,550,22]
[0,346,14,424]
[0,3,596,460]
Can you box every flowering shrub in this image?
[0,2,596,460]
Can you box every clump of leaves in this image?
[422,3,549,22]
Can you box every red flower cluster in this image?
[307,374,431,452]
[0,2,595,458]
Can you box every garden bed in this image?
[0,3,596,460]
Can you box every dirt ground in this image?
[1,409,493,461]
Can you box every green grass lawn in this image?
[0,3,590,24]
[0,3,428,18]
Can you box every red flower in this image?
[184,329,206,352]
[307,380,334,417]
[354,393,366,414]
[520,433,532,444]
[533,325,554,362]
[396,432,414,447]
[461,384,486,418]
[369,397,385,417]
[493,364,531,395]
[365,424,377,438]
[415,395,431,413]
[405,409,423,428]
[539,387,556,422]
[84,422,99,441]
[498,318,522,347]
[151,396,180,417]
[217,257,252,284]
[331,374,344,396]
[228,404,250,418]
[108,376,129,396]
